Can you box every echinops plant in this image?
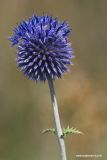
[9,14,82,160]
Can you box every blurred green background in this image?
[0,0,107,160]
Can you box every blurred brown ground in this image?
[0,0,107,160]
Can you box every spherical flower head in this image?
[9,14,74,81]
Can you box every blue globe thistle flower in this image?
[9,14,74,81]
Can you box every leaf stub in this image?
[61,126,84,138]
[42,128,56,134]
[42,126,84,138]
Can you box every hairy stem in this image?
[48,78,67,160]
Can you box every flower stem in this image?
[48,78,67,160]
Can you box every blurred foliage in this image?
[0,0,107,160]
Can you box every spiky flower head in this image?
[9,14,74,81]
